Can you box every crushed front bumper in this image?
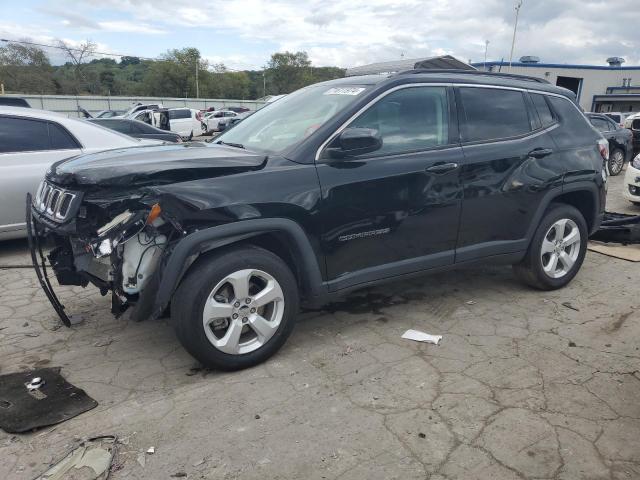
[26,193,72,327]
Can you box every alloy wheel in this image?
[540,218,581,279]
[202,269,284,354]
[609,150,624,175]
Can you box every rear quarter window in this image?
[531,94,555,128]
[546,96,598,149]
[48,122,80,149]
[459,87,532,142]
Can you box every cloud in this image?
[7,0,640,67]
[97,21,166,34]
[41,6,166,34]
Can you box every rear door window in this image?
[0,116,50,153]
[103,120,132,133]
[131,122,152,133]
[459,87,532,142]
[48,122,80,149]
[169,109,190,120]
[531,94,555,128]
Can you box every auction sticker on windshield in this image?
[324,87,366,96]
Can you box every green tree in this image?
[144,48,204,97]
[265,51,313,94]
[0,41,56,93]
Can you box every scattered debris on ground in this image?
[37,435,116,480]
[401,329,442,345]
[0,368,97,433]
[561,301,580,312]
[588,241,640,262]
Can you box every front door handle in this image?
[528,148,553,159]
[426,162,458,174]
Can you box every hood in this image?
[48,142,267,187]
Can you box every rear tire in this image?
[608,148,625,176]
[513,204,588,290]
[172,245,299,371]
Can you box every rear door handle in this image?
[425,162,458,174]
[528,148,553,159]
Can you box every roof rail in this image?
[397,68,550,85]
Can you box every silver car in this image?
[0,107,161,240]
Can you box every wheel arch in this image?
[525,182,602,247]
[146,219,327,320]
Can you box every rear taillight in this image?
[597,138,609,161]
[597,138,609,180]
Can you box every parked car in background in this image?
[586,113,633,175]
[623,153,640,205]
[78,107,123,119]
[216,111,252,132]
[624,113,640,155]
[0,97,30,108]
[168,108,202,139]
[604,111,633,128]
[227,106,250,114]
[202,110,238,134]
[95,110,122,118]
[31,71,607,370]
[121,103,163,119]
[0,106,161,240]
[132,107,200,139]
[88,118,182,143]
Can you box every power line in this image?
[0,37,157,61]
[0,37,261,72]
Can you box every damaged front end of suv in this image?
[27,143,267,326]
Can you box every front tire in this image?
[172,246,299,371]
[513,204,588,290]
[608,148,625,176]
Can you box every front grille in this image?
[34,181,78,222]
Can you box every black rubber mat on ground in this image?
[0,367,97,433]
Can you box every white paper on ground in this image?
[401,329,442,345]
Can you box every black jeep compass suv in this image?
[29,70,608,370]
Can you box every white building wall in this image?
[490,65,637,111]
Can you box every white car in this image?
[133,108,202,139]
[121,103,163,119]
[202,110,238,133]
[623,153,640,205]
[604,111,634,128]
[0,106,161,240]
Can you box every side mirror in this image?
[326,128,382,159]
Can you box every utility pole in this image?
[263,71,266,98]
[195,57,199,98]
[484,40,490,70]
[508,0,523,71]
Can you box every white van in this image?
[168,108,202,139]
[133,108,202,140]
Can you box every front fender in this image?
[144,218,327,320]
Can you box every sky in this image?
[1,0,639,70]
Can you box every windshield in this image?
[215,84,371,154]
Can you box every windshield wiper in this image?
[216,140,245,149]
